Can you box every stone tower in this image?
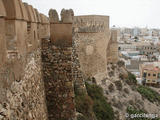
[107,28,118,64]
[41,9,76,120]
[73,15,110,84]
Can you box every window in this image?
[148,73,151,76]
[152,80,156,82]
[153,74,156,77]
[27,22,31,34]
[147,80,150,82]
[158,73,160,78]
[143,72,147,78]
[34,31,36,39]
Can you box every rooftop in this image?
[142,62,160,71]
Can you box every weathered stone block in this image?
[34,9,41,23]
[19,0,29,21]
[49,9,59,23]
[61,9,74,23]
[50,24,72,47]
[40,14,49,24]
[3,0,23,19]
[24,3,35,22]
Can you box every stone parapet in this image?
[61,9,74,23]
[49,9,59,23]
[35,9,41,23]
[24,3,36,22]
[74,15,109,33]
[40,14,49,24]
[19,0,29,21]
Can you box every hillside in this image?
[76,62,160,120]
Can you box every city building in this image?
[136,42,156,55]
[140,62,160,85]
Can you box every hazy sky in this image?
[22,0,160,28]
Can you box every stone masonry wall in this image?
[0,0,49,119]
[41,9,76,120]
[41,38,76,120]
[0,49,48,120]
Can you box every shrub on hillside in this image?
[114,81,123,91]
[137,86,160,103]
[119,73,124,80]
[74,82,94,119]
[109,71,114,77]
[85,82,115,120]
[117,60,125,67]
[123,88,130,94]
[111,64,117,70]
[108,83,114,92]
[126,72,137,85]
[75,94,94,119]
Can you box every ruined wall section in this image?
[73,16,110,83]
[0,0,48,119]
[107,29,118,64]
[41,9,76,120]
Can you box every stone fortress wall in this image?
[0,0,49,119]
[0,0,118,119]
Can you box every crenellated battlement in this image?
[49,9,73,47]
[74,15,109,33]
[0,0,50,62]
